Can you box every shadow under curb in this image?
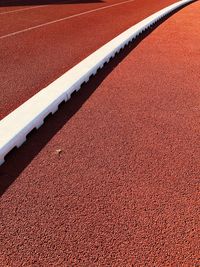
[0,0,196,197]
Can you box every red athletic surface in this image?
[0,1,199,266]
[0,0,177,119]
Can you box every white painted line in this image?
[0,0,135,39]
[0,0,93,15]
[0,0,193,165]
[0,5,47,15]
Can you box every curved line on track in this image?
[0,0,135,39]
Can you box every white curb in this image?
[0,0,193,165]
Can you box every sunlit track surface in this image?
[0,0,136,36]
[0,0,194,166]
[0,1,200,266]
[0,0,178,120]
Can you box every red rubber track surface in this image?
[0,1,200,266]
[0,0,177,119]
[0,0,138,34]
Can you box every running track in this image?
[0,0,178,119]
[0,1,200,266]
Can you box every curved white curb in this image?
[0,0,194,165]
